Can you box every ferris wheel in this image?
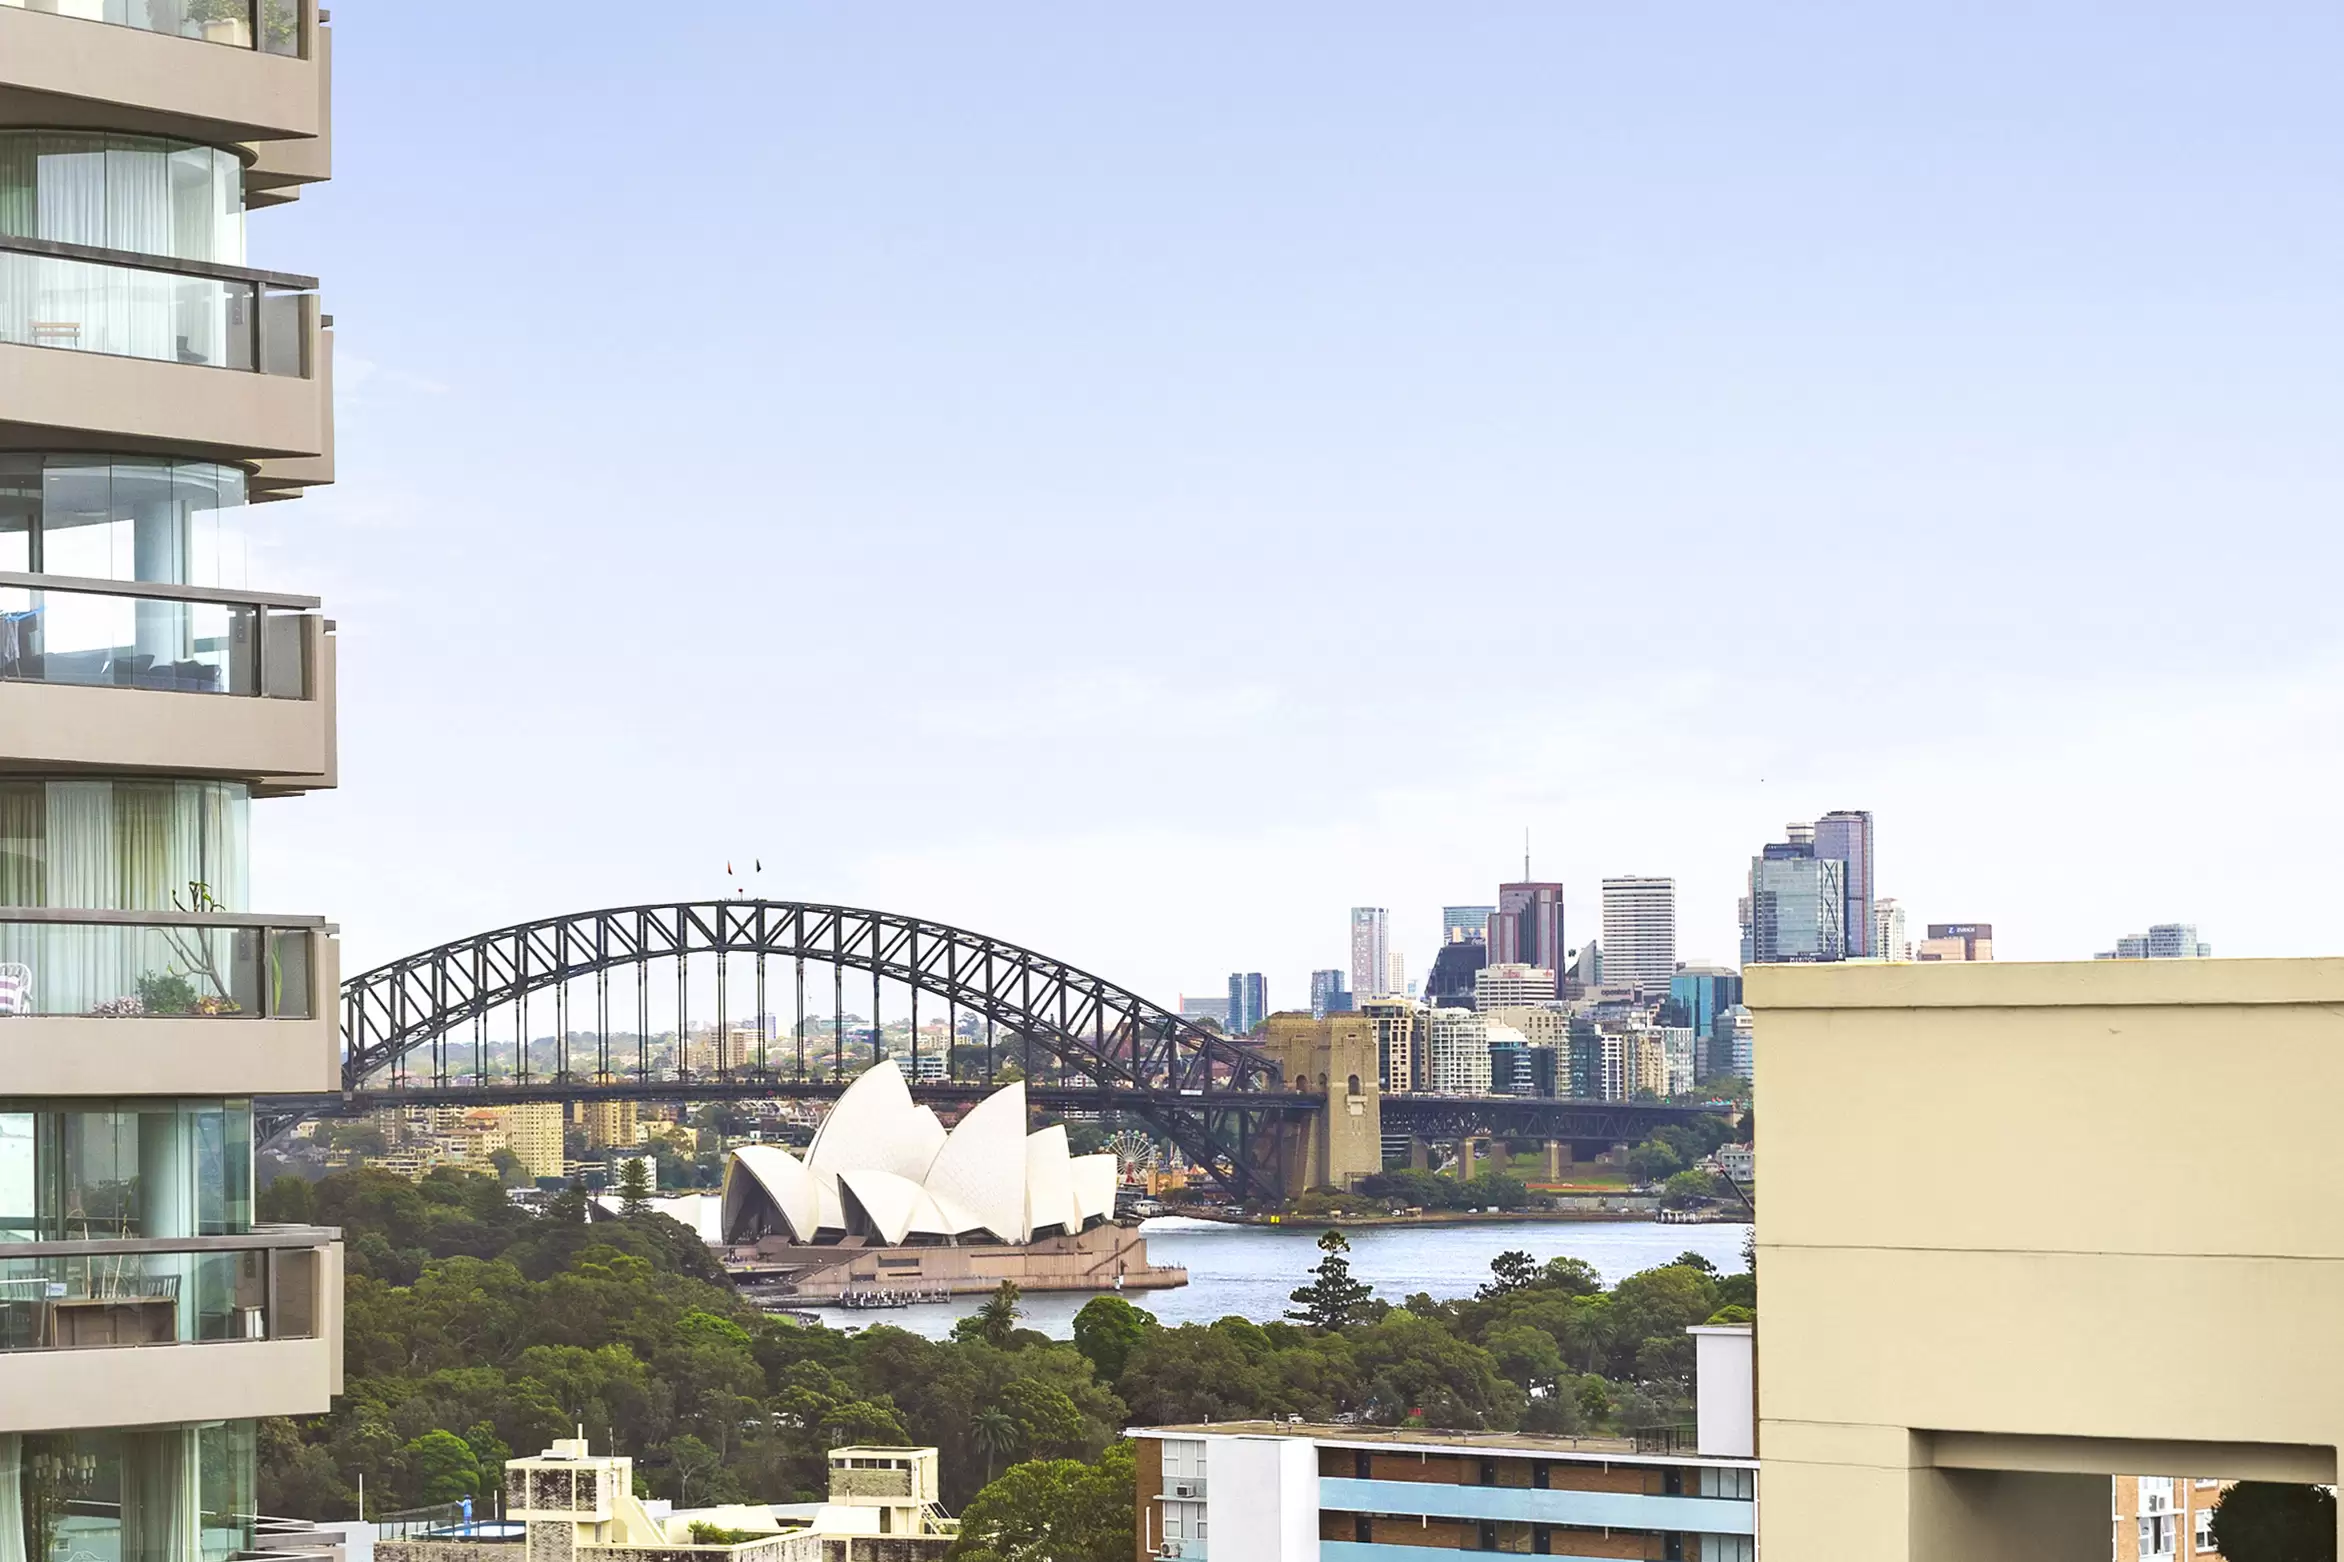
[1104,1129,1161,1176]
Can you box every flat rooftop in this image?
[1134,1423,1662,1457]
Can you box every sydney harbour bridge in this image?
[262,899,1721,1199]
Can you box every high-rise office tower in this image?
[1741,826,1848,964]
[1384,948,1407,1000]
[1668,965,1745,1080]
[1474,963,1559,1011]
[1226,973,1269,1035]
[1811,810,1876,958]
[1442,905,1494,944]
[1348,906,1389,1000]
[0,1,343,1537]
[1601,877,1678,995]
[1490,882,1565,995]
[1309,968,1353,1019]
[1178,995,1232,1027]
[1917,923,1994,962]
[2096,925,2213,960]
[1425,939,1489,1009]
[1873,897,1911,962]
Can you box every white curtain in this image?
[40,784,116,1016]
[0,1433,26,1562]
[122,1428,199,1562]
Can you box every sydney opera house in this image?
[719,1060,1183,1301]
[723,1059,1119,1245]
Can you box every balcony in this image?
[0,239,330,462]
[1,573,336,790]
[0,1227,341,1433]
[0,1,326,148]
[0,910,339,1094]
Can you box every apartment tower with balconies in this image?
[0,2,343,1551]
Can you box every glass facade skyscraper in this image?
[1226,972,1268,1035]
[1309,968,1353,1018]
[1811,810,1876,959]
[1442,905,1494,944]
[1742,837,1847,964]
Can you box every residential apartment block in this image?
[1131,1328,1758,1562]
[0,0,344,1544]
[2112,1475,2225,1560]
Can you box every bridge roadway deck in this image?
[265,1076,1724,1144]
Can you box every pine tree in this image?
[616,1156,653,1217]
[1287,1228,1373,1330]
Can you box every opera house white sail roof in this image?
[720,1059,1120,1246]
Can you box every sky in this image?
[245,2,2344,1007]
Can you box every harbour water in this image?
[665,1195,1752,1339]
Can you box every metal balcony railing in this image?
[0,1231,329,1352]
[0,239,316,374]
[0,909,324,1020]
[0,572,316,699]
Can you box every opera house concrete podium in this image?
[720,1060,1184,1302]
[1751,958,2344,1559]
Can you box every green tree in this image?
[971,1280,1023,1348]
[401,1429,482,1506]
[1625,1139,1683,1183]
[2210,1483,2337,1562]
[948,1442,1133,1562]
[1287,1230,1374,1331]
[1660,1169,1716,1209]
[616,1156,654,1217]
[1071,1294,1156,1385]
[1479,1250,1539,1299]
[1483,1323,1565,1391]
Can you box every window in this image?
[2195,1507,2215,1551]
[0,133,246,265]
[1353,1515,1371,1544]
[1354,1451,1371,1480]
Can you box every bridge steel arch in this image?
[314,899,1300,1197]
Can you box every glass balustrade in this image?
[0,579,311,698]
[0,1241,319,1350]
[0,919,315,1019]
[0,0,301,56]
[0,251,309,374]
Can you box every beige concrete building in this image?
[1357,995,1424,1091]
[0,1,343,1543]
[582,1084,643,1150]
[380,1438,958,1562]
[1751,958,2344,1557]
[495,1101,566,1182]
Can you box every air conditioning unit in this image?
[1172,1483,1198,1498]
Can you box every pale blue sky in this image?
[249,3,2344,1003]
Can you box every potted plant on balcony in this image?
[183,0,255,47]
